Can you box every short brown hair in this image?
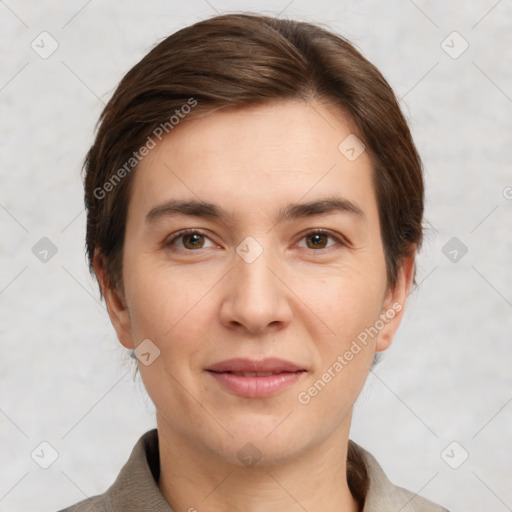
[84,13,423,295]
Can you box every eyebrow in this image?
[146,196,366,224]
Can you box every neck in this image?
[156,414,360,512]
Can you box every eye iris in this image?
[183,233,204,249]
[178,233,330,250]
[307,233,327,249]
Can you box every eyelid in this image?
[164,228,216,249]
[164,227,349,252]
[295,228,349,249]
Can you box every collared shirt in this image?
[58,429,450,512]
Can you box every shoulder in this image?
[56,429,161,512]
[348,440,451,512]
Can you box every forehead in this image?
[129,99,377,224]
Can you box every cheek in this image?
[125,261,211,405]
[125,268,172,340]
[298,264,385,402]
[305,264,385,338]
[334,282,382,338]
[124,257,215,358]
[294,275,383,416]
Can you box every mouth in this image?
[219,371,292,377]
[206,358,307,398]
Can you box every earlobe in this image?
[92,250,134,350]
[375,255,416,352]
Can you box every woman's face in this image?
[100,99,412,466]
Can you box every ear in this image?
[375,254,415,352]
[93,250,135,350]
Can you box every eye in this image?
[297,229,345,250]
[165,229,216,251]
[164,228,347,253]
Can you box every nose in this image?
[219,240,293,335]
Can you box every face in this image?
[98,99,413,467]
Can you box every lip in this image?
[206,358,307,398]
[207,357,304,373]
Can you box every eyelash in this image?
[164,228,347,253]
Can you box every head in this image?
[85,14,423,466]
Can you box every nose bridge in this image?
[222,235,290,332]
[235,235,278,304]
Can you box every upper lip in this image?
[206,358,305,373]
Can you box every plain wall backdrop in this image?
[1,1,511,511]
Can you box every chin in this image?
[206,415,318,468]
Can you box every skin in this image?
[94,98,414,512]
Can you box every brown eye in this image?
[165,230,215,251]
[297,230,344,251]
[306,232,329,249]
[182,233,205,249]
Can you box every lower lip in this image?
[207,371,305,397]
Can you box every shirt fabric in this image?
[58,429,449,512]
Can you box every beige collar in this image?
[60,429,449,512]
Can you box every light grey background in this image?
[1,1,511,511]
